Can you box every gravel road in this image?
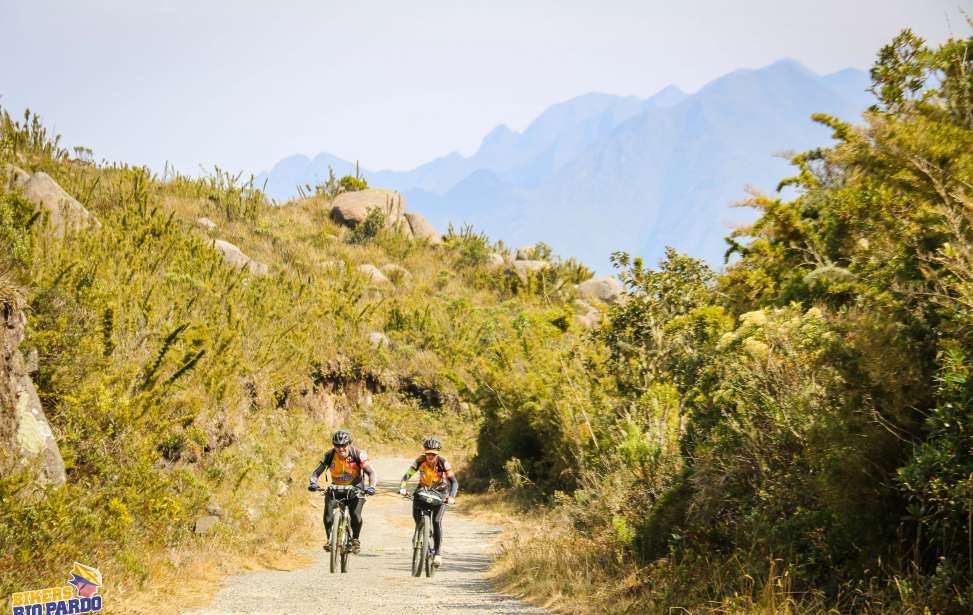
[181,458,549,615]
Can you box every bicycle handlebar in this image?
[309,484,373,496]
[404,492,454,506]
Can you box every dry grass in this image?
[460,489,822,615]
[113,490,320,614]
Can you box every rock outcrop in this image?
[327,189,442,243]
[356,264,388,284]
[20,172,101,237]
[331,188,406,228]
[212,239,269,276]
[2,164,30,191]
[404,212,442,244]
[0,282,66,491]
[576,277,626,305]
[197,217,218,231]
[511,259,550,281]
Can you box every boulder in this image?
[515,246,536,261]
[367,331,390,348]
[331,188,406,229]
[212,240,269,276]
[2,164,30,191]
[356,264,388,284]
[193,515,220,535]
[485,252,506,270]
[574,299,602,329]
[511,260,550,280]
[0,289,66,491]
[404,212,442,245]
[576,277,625,305]
[21,172,101,237]
[380,263,412,283]
[197,217,217,231]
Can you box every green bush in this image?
[348,207,386,244]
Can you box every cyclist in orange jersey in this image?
[309,429,377,553]
[398,437,458,568]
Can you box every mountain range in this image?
[256,59,874,272]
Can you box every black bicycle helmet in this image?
[332,429,353,446]
[422,437,442,452]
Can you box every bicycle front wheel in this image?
[422,514,434,578]
[411,521,423,577]
[329,511,341,574]
[412,525,422,577]
[340,521,351,573]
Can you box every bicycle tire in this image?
[340,520,351,573]
[411,522,423,577]
[329,509,341,574]
[423,514,434,578]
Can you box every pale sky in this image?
[0,0,968,176]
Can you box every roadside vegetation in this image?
[471,29,973,614]
[2,25,971,615]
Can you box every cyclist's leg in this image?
[432,502,447,554]
[349,496,365,538]
[323,492,336,536]
[411,497,421,528]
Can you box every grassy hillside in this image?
[0,109,594,605]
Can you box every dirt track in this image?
[181,458,549,615]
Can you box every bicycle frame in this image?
[320,485,365,574]
[408,490,448,578]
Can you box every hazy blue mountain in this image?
[497,60,874,270]
[373,88,686,194]
[405,169,527,237]
[257,86,687,200]
[256,60,872,272]
[256,153,359,202]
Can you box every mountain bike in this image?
[314,484,367,573]
[408,488,448,578]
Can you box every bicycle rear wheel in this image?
[329,510,341,574]
[422,514,434,578]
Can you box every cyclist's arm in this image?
[399,459,420,490]
[309,461,327,484]
[440,458,459,498]
[362,462,377,487]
